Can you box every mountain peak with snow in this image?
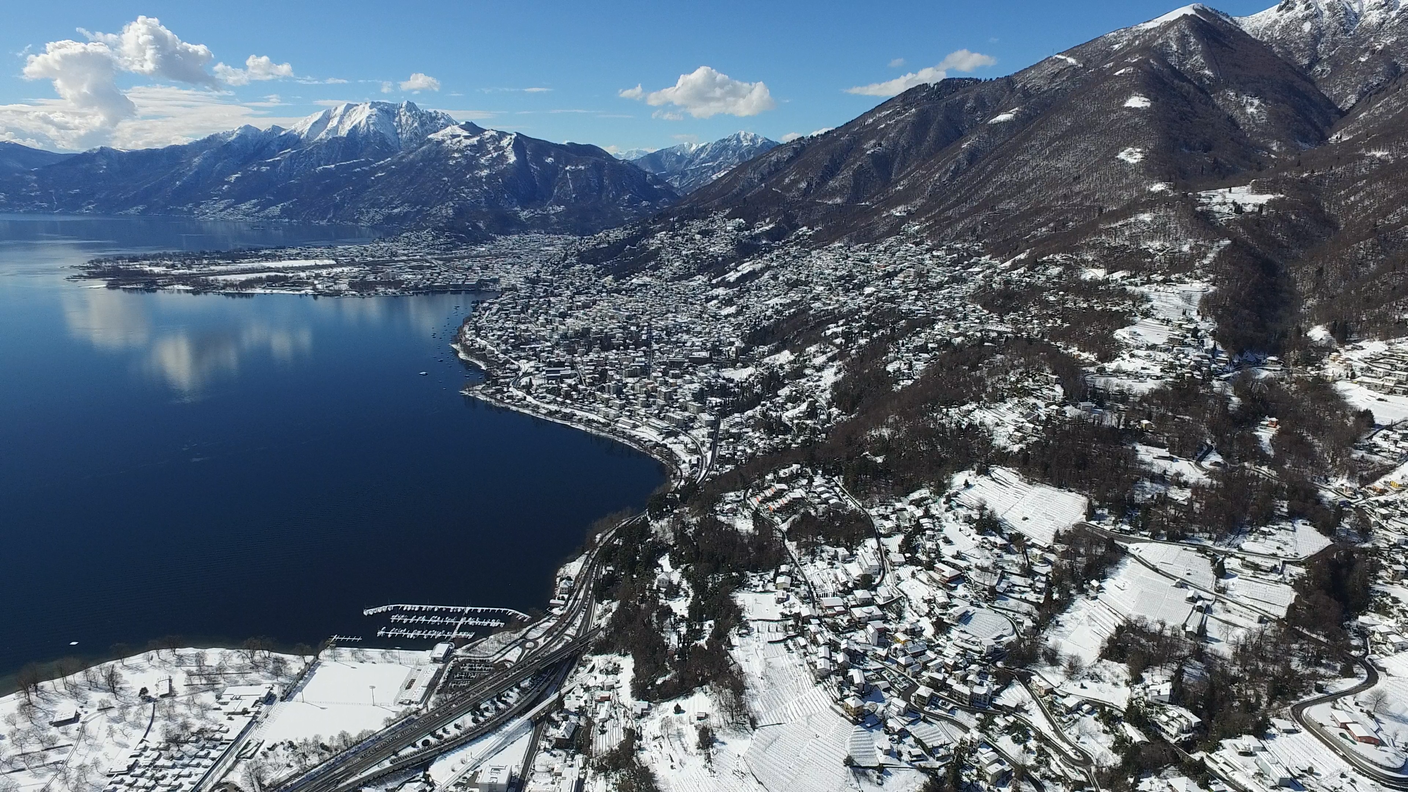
[1238,0,1408,107]
[630,132,778,193]
[291,101,457,152]
[1136,3,1228,29]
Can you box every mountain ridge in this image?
[0,101,678,237]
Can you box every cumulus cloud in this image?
[619,66,775,119]
[214,54,294,86]
[780,132,803,142]
[11,16,309,149]
[399,72,441,92]
[0,86,305,151]
[22,40,134,125]
[82,16,218,87]
[846,49,996,97]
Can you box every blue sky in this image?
[1,0,1275,153]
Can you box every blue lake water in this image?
[0,214,664,676]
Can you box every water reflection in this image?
[61,287,315,398]
[145,322,314,398]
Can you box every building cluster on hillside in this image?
[444,218,1408,792]
[33,219,1408,792]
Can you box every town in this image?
[34,216,1408,792]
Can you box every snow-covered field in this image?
[1047,556,1196,665]
[1336,381,1408,425]
[252,648,431,745]
[956,467,1088,547]
[0,647,304,792]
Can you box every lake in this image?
[0,214,665,676]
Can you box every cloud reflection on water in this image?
[61,287,314,399]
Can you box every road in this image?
[1287,659,1408,789]
[268,364,717,792]
[836,480,891,585]
[1080,520,1408,788]
[1077,520,1322,565]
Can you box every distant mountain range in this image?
[2,0,1406,350]
[627,132,779,193]
[0,101,678,237]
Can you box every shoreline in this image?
[451,339,695,486]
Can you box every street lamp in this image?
[370,685,376,707]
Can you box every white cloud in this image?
[108,86,305,148]
[846,49,996,97]
[82,16,217,87]
[22,40,134,125]
[10,16,306,150]
[214,54,294,86]
[522,87,551,93]
[780,132,803,142]
[380,81,394,94]
[620,66,775,119]
[0,85,306,151]
[399,72,441,92]
[889,57,906,68]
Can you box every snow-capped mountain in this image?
[611,148,655,162]
[631,132,779,193]
[0,102,677,235]
[1238,0,1408,107]
[291,101,457,152]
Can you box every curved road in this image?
[1287,659,1408,789]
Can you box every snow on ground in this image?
[1237,520,1333,560]
[254,647,430,744]
[1256,724,1367,782]
[428,720,532,790]
[1047,557,1195,665]
[1117,318,1179,349]
[1127,543,1215,590]
[960,394,1059,451]
[1305,702,1408,769]
[1336,380,1408,425]
[1197,185,1281,217]
[607,590,929,792]
[1058,661,1131,712]
[1124,95,1151,108]
[0,647,303,792]
[1118,147,1146,164]
[955,467,1087,547]
[1365,650,1408,755]
[1135,444,1208,486]
[1221,572,1296,619]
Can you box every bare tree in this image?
[1063,654,1085,679]
[1366,688,1391,715]
[102,664,124,696]
[14,664,44,705]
